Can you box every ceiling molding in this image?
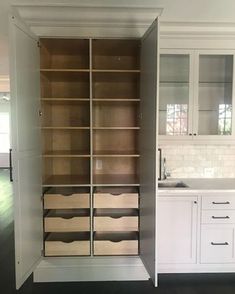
[161,21,235,39]
[12,4,163,38]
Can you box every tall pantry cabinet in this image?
[10,4,161,290]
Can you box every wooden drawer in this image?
[94,216,138,231]
[200,225,235,263]
[44,188,90,209]
[44,233,90,256]
[201,210,235,224]
[202,196,235,210]
[94,232,138,256]
[94,187,138,209]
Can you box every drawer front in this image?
[202,210,235,224]
[44,216,90,232]
[202,196,235,210]
[94,240,138,255]
[200,225,235,263]
[44,193,90,209]
[94,216,138,231]
[45,240,90,256]
[94,193,138,208]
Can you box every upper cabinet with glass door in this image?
[159,50,235,142]
[159,51,193,138]
[195,53,234,137]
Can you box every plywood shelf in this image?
[41,98,90,104]
[41,69,90,72]
[92,69,140,73]
[93,174,139,186]
[42,127,90,130]
[43,150,91,158]
[93,151,139,157]
[93,127,139,130]
[92,99,140,102]
[43,175,91,187]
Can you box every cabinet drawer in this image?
[200,225,235,263]
[44,233,90,256]
[44,188,90,209]
[45,216,90,232]
[202,196,235,210]
[94,194,138,208]
[202,210,235,224]
[93,232,138,255]
[94,187,138,208]
[94,216,138,231]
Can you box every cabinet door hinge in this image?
[37,41,41,48]
[39,110,42,117]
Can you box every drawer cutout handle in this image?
[110,193,122,196]
[212,201,230,205]
[211,242,229,246]
[212,216,230,219]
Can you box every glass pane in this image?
[159,54,189,135]
[198,55,233,135]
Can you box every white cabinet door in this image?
[158,196,198,264]
[10,16,43,289]
[139,18,159,286]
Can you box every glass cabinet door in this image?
[159,54,191,136]
[197,54,233,136]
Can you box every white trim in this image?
[33,257,149,283]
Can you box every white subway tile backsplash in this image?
[159,145,235,178]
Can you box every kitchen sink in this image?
[158,181,189,188]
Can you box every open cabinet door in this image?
[9,16,43,289]
[139,18,159,286]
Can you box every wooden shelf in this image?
[41,98,90,103]
[42,127,90,130]
[93,174,139,186]
[41,69,90,72]
[43,150,90,157]
[92,99,140,102]
[93,127,139,130]
[92,69,140,73]
[43,175,91,187]
[93,151,139,157]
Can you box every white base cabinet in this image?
[158,192,235,273]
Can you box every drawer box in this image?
[202,196,235,210]
[200,225,235,263]
[44,187,90,209]
[94,216,138,231]
[93,232,138,256]
[201,210,235,224]
[94,187,139,209]
[44,233,90,256]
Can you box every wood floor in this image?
[1,168,235,294]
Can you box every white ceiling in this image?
[2,0,235,76]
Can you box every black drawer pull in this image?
[211,242,229,246]
[212,201,230,205]
[212,216,230,219]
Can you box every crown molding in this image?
[161,21,235,39]
[12,3,163,38]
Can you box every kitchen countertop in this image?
[158,178,235,194]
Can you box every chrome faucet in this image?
[162,157,170,180]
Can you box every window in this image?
[166,104,188,135]
[0,112,10,152]
[218,104,232,135]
